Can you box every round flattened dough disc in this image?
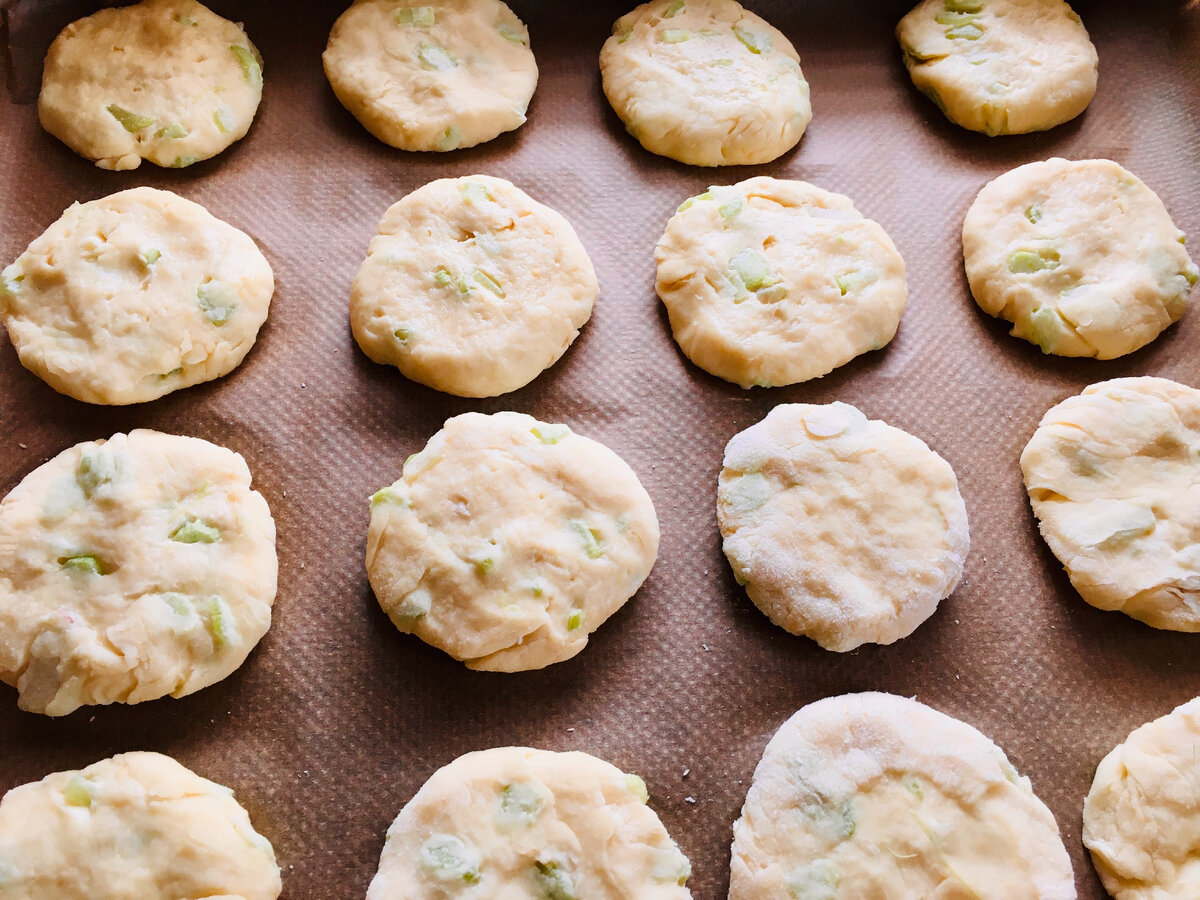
[323,0,537,151]
[0,187,274,405]
[38,0,263,171]
[717,402,969,651]
[1083,697,1200,900]
[896,0,1097,136]
[0,751,280,899]
[599,0,811,167]
[963,158,1197,359]
[350,175,598,398]
[729,692,1075,900]
[365,412,659,671]
[0,429,278,716]
[367,747,692,898]
[1020,377,1200,630]
[655,177,908,388]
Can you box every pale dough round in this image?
[323,0,536,152]
[1083,697,1200,900]
[896,0,1097,136]
[39,0,263,171]
[0,751,280,900]
[351,175,597,398]
[366,411,659,671]
[367,747,691,898]
[718,403,969,651]
[730,692,1075,900]
[0,187,273,405]
[1020,377,1200,631]
[655,177,907,388]
[599,0,811,167]
[963,158,1197,359]
[0,430,277,717]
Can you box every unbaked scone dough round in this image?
[351,175,597,398]
[1083,697,1200,900]
[896,0,1097,135]
[0,751,280,899]
[1021,377,1200,630]
[718,403,969,651]
[366,411,659,671]
[0,187,273,405]
[964,158,1197,359]
[323,0,537,152]
[367,747,691,898]
[39,0,263,171]
[730,692,1075,899]
[655,177,907,388]
[600,0,811,167]
[0,430,277,716]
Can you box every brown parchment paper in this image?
[2,1,1199,896]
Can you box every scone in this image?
[350,175,597,397]
[718,403,969,651]
[323,0,537,151]
[366,412,659,671]
[0,187,273,405]
[897,0,1097,135]
[963,158,1196,358]
[1083,697,1200,900]
[1021,377,1200,630]
[0,430,278,716]
[730,693,1075,899]
[656,177,907,388]
[367,747,691,898]
[0,751,280,899]
[39,0,264,170]
[600,0,810,166]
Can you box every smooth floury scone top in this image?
[897,0,1097,136]
[324,0,537,152]
[351,175,597,397]
[729,693,1075,899]
[39,0,264,170]
[1084,697,1200,900]
[963,158,1197,359]
[0,752,281,900]
[1021,377,1200,631]
[656,177,908,388]
[600,0,811,166]
[0,430,278,716]
[0,187,274,405]
[718,403,969,651]
[366,412,659,671]
[366,747,691,898]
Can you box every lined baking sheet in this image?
[2,1,1199,896]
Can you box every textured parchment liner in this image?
[1,1,1199,896]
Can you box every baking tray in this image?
[2,0,1199,896]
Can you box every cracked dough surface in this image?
[718,403,969,651]
[323,0,536,152]
[963,158,1197,359]
[599,0,810,167]
[729,692,1075,900]
[365,412,658,671]
[0,751,280,900]
[1083,697,1200,900]
[350,175,597,398]
[0,429,277,717]
[896,0,1097,136]
[39,0,263,171]
[0,187,273,405]
[367,747,691,899]
[655,177,907,388]
[1020,377,1200,630]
